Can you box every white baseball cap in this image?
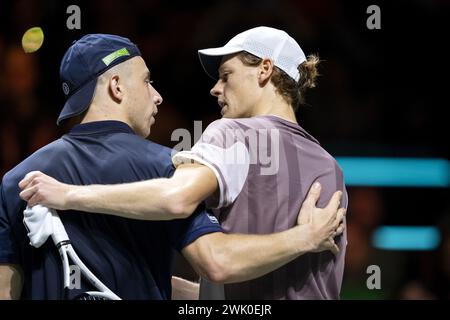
[198,26,306,82]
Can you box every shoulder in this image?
[131,136,173,163]
[105,134,175,178]
[109,132,172,154]
[203,118,238,135]
[304,141,342,173]
[201,118,267,146]
[204,117,267,132]
[2,139,65,188]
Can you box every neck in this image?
[81,102,130,126]
[252,92,298,124]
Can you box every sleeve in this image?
[142,141,176,179]
[167,204,223,252]
[172,119,250,208]
[0,182,21,264]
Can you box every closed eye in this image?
[220,73,229,82]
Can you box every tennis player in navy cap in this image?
[2,33,344,299]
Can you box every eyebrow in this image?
[218,66,229,76]
[144,70,151,79]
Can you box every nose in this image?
[152,87,163,106]
[210,81,221,97]
[154,95,163,106]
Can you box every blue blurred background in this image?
[0,0,448,299]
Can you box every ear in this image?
[258,58,274,85]
[108,74,123,103]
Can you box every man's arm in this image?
[18,164,217,220]
[182,184,346,284]
[0,264,23,299]
[171,276,200,300]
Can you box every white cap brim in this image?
[198,46,244,79]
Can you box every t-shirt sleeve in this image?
[141,142,176,179]
[0,182,20,264]
[168,204,223,252]
[172,119,250,208]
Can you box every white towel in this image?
[23,205,54,248]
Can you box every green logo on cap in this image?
[102,47,130,66]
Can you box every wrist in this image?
[65,185,82,211]
[292,224,316,254]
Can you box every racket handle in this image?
[51,211,70,244]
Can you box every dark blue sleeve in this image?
[162,150,176,178]
[167,204,223,252]
[0,182,20,264]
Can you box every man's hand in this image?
[297,182,346,255]
[18,171,73,210]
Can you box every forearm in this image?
[20,164,218,220]
[216,226,315,283]
[61,163,216,221]
[185,226,315,284]
[67,178,186,220]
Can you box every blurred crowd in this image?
[342,187,449,299]
[0,0,448,299]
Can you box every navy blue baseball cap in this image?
[57,34,141,125]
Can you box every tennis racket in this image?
[50,210,121,300]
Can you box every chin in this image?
[144,119,154,137]
[144,127,151,138]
